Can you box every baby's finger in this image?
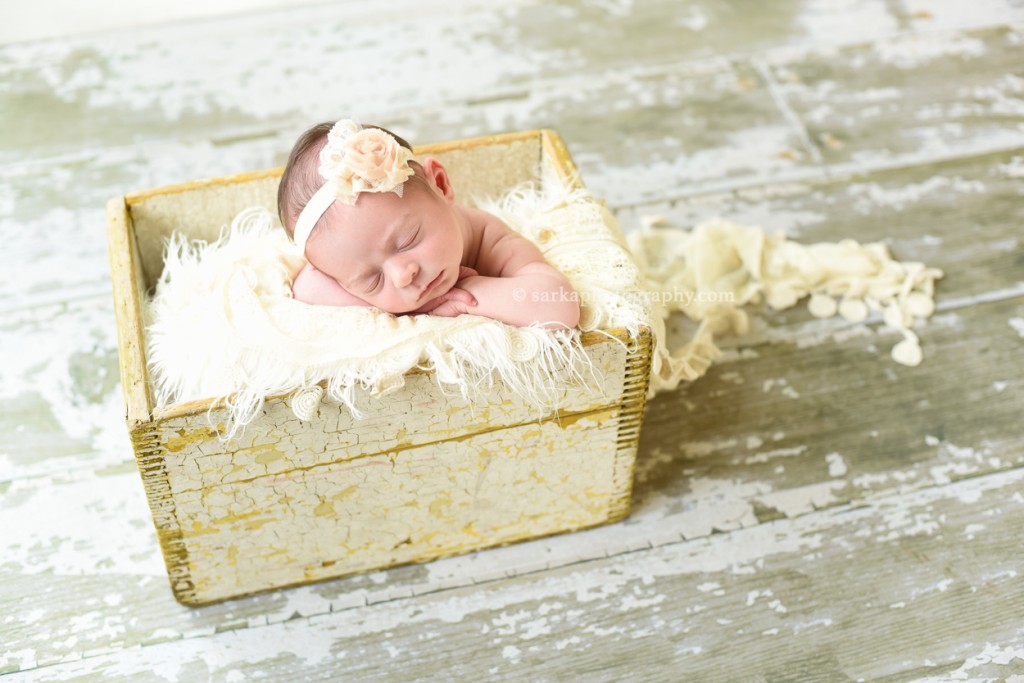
[431,303,458,317]
[458,265,479,280]
[445,286,477,307]
[429,301,469,317]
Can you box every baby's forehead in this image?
[331,183,431,228]
[318,202,408,249]
[340,199,405,226]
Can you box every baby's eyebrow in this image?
[390,217,417,243]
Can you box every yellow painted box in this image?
[106,129,653,605]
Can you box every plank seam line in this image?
[750,57,826,170]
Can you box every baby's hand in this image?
[410,266,479,317]
[457,265,479,281]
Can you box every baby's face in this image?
[305,179,466,314]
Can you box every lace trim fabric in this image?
[626,218,943,394]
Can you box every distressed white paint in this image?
[4,0,316,44]
[826,452,848,477]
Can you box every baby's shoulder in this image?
[460,205,544,276]
[462,206,518,245]
[462,205,504,233]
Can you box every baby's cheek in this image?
[377,292,412,314]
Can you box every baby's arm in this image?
[291,262,373,307]
[458,264,580,329]
[292,262,479,312]
[437,211,580,329]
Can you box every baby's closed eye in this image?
[364,273,382,293]
[398,227,419,251]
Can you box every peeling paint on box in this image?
[135,333,649,604]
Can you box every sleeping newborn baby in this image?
[277,119,580,329]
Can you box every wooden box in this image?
[106,130,652,605]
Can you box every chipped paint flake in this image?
[915,642,1024,681]
[996,156,1024,178]
[873,32,986,69]
[825,453,848,477]
[847,176,985,212]
[756,481,846,517]
[796,0,897,47]
[1008,317,1024,338]
[745,445,808,465]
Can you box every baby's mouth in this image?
[420,270,444,298]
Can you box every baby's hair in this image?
[276,121,423,240]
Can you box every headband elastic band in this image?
[293,179,338,254]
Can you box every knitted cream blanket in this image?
[146,184,941,436]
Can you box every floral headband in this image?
[292,119,415,253]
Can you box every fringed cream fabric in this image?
[147,207,598,438]
[627,219,943,395]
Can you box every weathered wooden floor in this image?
[2,1,1024,681]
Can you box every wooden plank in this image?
[0,297,127,483]
[448,57,823,206]
[0,0,541,163]
[134,335,641,606]
[179,413,628,605]
[4,467,1022,680]
[636,294,1024,528]
[154,339,628,492]
[105,196,152,429]
[0,136,287,312]
[764,24,1024,174]
[2,0,1017,165]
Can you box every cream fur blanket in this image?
[146,186,651,437]
[147,184,941,436]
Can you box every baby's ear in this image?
[421,157,456,201]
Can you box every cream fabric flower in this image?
[317,121,414,205]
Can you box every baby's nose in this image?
[391,260,419,288]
